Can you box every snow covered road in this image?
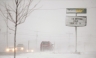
[0,51,96,58]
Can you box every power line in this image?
[42,0,95,1]
[34,7,96,10]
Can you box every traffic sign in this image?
[66,8,87,14]
[66,16,87,27]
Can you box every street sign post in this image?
[66,16,87,27]
[66,8,87,53]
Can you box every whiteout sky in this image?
[0,0,96,52]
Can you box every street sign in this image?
[66,8,87,14]
[66,16,87,27]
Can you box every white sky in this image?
[0,0,96,52]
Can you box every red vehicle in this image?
[40,41,53,51]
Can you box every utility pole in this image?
[28,40,30,50]
[66,32,72,51]
[35,31,38,51]
[53,41,55,51]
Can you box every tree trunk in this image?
[14,24,17,58]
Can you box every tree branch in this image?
[17,0,23,6]
[7,25,15,31]
[8,5,16,12]
[0,9,8,20]
[17,12,28,25]
[17,0,32,23]
[17,0,41,25]
[3,17,15,31]
[5,5,16,23]
[0,0,41,30]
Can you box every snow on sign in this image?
[66,8,87,14]
[66,16,87,27]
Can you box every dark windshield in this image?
[41,41,51,45]
[17,44,24,47]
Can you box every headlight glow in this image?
[26,50,29,52]
[31,50,34,52]
[12,48,14,52]
[15,48,17,50]
[6,48,10,52]
[21,47,24,50]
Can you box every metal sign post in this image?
[75,13,77,53]
[75,26,77,52]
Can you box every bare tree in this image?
[0,0,40,58]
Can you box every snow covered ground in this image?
[0,51,96,58]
